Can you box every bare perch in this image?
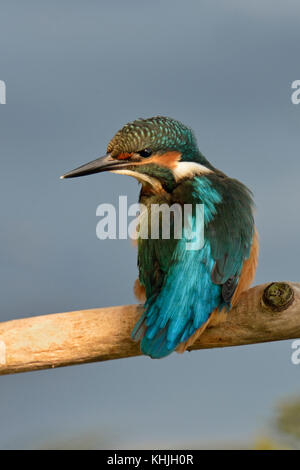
[0,282,299,376]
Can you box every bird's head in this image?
[61,116,213,192]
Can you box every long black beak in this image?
[60,154,127,179]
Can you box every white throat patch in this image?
[172,162,212,181]
[111,169,164,192]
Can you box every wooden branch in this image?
[0,281,299,376]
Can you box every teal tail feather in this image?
[131,311,175,359]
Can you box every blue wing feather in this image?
[132,239,222,358]
[132,174,255,358]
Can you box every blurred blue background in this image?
[0,0,300,449]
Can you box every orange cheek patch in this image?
[115,150,182,168]
[117,152,133,160]
[137,151,181,169]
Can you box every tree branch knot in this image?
[262,282,294,312]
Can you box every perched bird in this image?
[61,116,258,359]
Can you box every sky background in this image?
[0,0,300,449]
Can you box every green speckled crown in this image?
[107,116,198,157]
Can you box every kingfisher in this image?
[61,116,258,359]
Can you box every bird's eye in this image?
[138,149,152,158]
